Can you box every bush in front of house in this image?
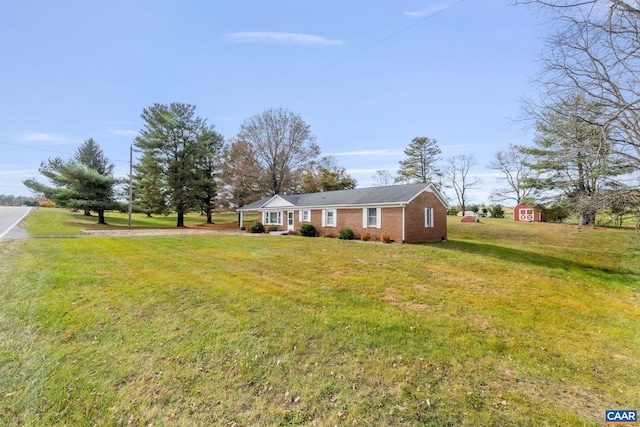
[338,227,355,240]
[250,221,265,233]
[380,231,392,243]
[299,224,317,237]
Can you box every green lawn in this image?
[22,208,252,235]
[0,213,638,426]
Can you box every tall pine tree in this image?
[24,139,118,224]
[134,102,222,227]
[395,137,442,185]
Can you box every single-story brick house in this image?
[513,203,546,222]
[237,183,449,243]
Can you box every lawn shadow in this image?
[433,239,636,282]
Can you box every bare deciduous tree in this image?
[235,107,320,196]
[489,144,540,205]
[219,140,262,208]
[518,0,640,166]
[372,169,394,186]
[442,154,480,215]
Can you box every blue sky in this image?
[0,1,551,204]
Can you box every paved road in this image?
[0,206,32,242]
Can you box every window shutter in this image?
[425,208,433,227]
[322,210,326,227]
[363,208,368,228]
[376,208,382,229]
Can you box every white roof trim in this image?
[261,195,295,208]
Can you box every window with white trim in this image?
[323,209,337,227]
[299,209,310,222]
[264,211,282,225]
[363,207,381,228]
[368,208,377,227]
[424,207,434,228]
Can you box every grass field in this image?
[22,208,250,235]
[0,211,638,426]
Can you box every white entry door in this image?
[287,211,294,231]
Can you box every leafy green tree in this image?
[488,205,505,218]
[134,102,221,227]
[299,156,356,193]
[24,154,119,224]
[395,137,442,184]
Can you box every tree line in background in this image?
[0,195,40,207]
[21,97,639,228]
[22,104,359,227]
[22,100,485,228]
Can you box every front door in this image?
[287,211,294,231]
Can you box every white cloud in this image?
[329,149,403,156]
[212,116,239,122]
[405,5,448,18]
[19,132,69,144]
[226,32,343,47]
[108,129,138,137]
[0,168,35,177]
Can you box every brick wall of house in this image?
[403,191,448,243]
[260,190,447,243]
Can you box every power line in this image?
[0,140,129,163]
[259,0,467,103]
[323,0,467,71]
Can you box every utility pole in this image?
[128,144,133,230]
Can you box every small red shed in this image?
[514,204,546,222]
[460,215,479,223]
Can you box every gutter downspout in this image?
[401,203,406,243]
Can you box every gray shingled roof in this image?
[238,183,441,210]
[237,196,272,211]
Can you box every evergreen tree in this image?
[134,150,169,217]
[395,137,442,184]
[74,138,116,216]
[134,102,221,227]
[194,129,224,223]
[24,146,119,225]
[522,94,631,226]
[75,138,114,175]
